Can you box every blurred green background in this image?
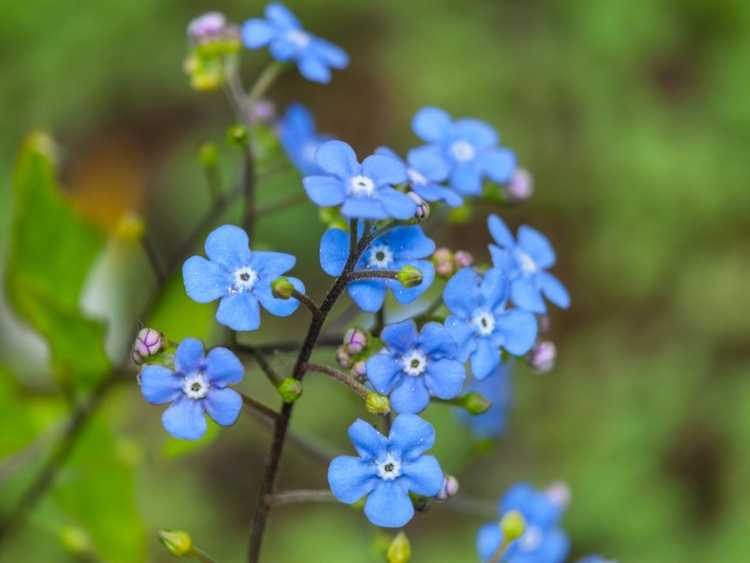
[2,0,750,561]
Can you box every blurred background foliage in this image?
[1,0,749,561]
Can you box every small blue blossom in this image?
[411,107,516,195]
[319,224,435,312]
[375,146,463,207]
[139,338,244,440]
[303,140,415,220]
[328,414,443,528]
[367,319,465,413]
[457,363,512,438]
[183,225,304,331]
[444,267,537,379]
[279,103,328,175]
[488,214,570,314]
[242,2,348,83]
[477,483,570,563]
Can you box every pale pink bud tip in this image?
[343,328,368,354]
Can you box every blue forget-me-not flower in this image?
[366,319,465,414]
[183,225,304,331]
[444,267,537,379]
[139,338,244,440]
[457,362,512,438]
[328,414,443,528]
[242,2,348,83]
[488,214,570,314]
[412,107,516,196]
[280,103,328,175]
[319,224,435,312]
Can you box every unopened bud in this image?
[188,12,227,42]
[250,99,277,124]
[60,526,93,555]
[336,345,353,369]
[454,250,474,268]
[397,265,422,288]
[366,392,391,415]
[436,475,460,500]
[352,360,366,379]
[500,511,526,542]
[386,531,411,563]
[343,327,368,354]
[460,392,491,415]
[198,142,219,169]
[227,124,249,147]
[277,378,303,403]
[407,192,430,222]
[545,481,571,509]
[132,328,164,365]
[271,277,295,299]
[115,212,145,240]
[505,168,534,202]
[158,530,193,557]
[433,248,454,278]
[529,341,556,373]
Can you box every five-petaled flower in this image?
[303,140,416,220]
[183,225,304,331]
[366,320,465,413]
[457,363,512,438]
[280,103,328,175]
[328,414,443,528]
[319,224,435,312]
[477,482,570,563]
[139,338,244,440]
[376,146,463,207]
[488,214,570,314]
[412,107,516,196]
[242,2,348,83]
[444,267,537,379]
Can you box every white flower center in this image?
[519,525,543,552]
[376,453,402,481]
[517,252,537,275]
[183,373,209,400]
[232,266,258,292]
[286,29,310,48]
[450,140,476,162]
[407,168,428,186]
[349,175,375,197]
[367,244,393,269]
[401,349,428,376]
[472,311,496,336]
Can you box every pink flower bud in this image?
[336,345,353,369]
[250,100,276,124]
[505,168,534,202]
[352,360,366,378]
[343,328,368,354]
[436,475,459,500]
[433,247,454,278]
[529,341,556,373]
[454,250,474,268]
[131,328,164,365]
[407,192,430,221]
[544,481,571,509]
[188,12,227,41]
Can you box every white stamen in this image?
[367,244,393,269]
[517,252,537,275]
[286,29,310,48]
[401,349,428,377]
[407,168,428,186]
[376,453,402,481]
[449,140,476,163]
[519,526,543,552]
[472,311,496,336]
[349,175,375,197]
[183,373,209,400]
[232,266,258,292]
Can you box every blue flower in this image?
[366,320,465,414]
[488,214,570,314]
[183,225,304,331]
[375,146,462,207]
[280,103,328,175]
[139,338,244,440]
[411,107,516,195]
[477,483,570,563]
[319,224,435,312]
[242,2,348,83]
[303,140,415,220]
[328,414,443,528]
[457,363,512,438]
[444,267,537,379]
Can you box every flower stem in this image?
[192,546,218,563]
[247,61,286,106]
[239,346,282,387]
[347,269,400,282]
[302,362,370,400]
[266,489,336,507]
[240,393,280,421]
[290,289,323,321]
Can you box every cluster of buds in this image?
[432,247,474,279]
[528,340,556,373]
[131,328,164,366]
[336,328,370,379]
[183,12,241,91]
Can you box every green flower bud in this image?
[500,510,526,542]
[158,530,193,557]
[115,212,145,241]
[366,392,391,415]
[198,142,219,169]
[272,277,295,299]
[227,124,249,147]
[396,265,422,288]
[277,377,303,403]
[386,532,411,563]
[460,392,491,415]
[59,526,93,555]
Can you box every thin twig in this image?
[240,393,280,422]
[266,489,336,507]
[290,289,322,321]
[302,363,369,400]
[140,234,165,284]
[347,269,399,282]
[240,345,282,387]
[247,62,285,105]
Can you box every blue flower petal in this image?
[389,260,434,304]
[140,366,182,404]
[348,418,388,459]
[378,187,417,220]
[328,455,378,504]
[341,197,388,220]
[256,276,304,316]
[175,338,205,373]
[450,161,482,195]
[518,225,556,268]
[379,225,435,260]
[454,119,498,149]
[511,278,546,314]
[204,225,251,270]
[445,316,475,360]
[265,2,301,29]
[313,38,349,68]
[183,256,228,304]
[319,228,349,276]
[539,272,570,309]
[366,353,402,394]
[364,481,414,528]
[499,482,535,514]
[401,455,443,496]
[204,387,242,426]
[390,377,430,414]
[541,529,571,563]
[303,175,346,206]
[480,267,509,308]
[381,319,419,353]
[477,522,503,561]
[480,148,516,183]
[408,145,449,182]
[362,154,407,186]
[444,267,480,317]
[417,322,456,358]
[242,19,275,48]
[250,250,296,278]
[162,397,206,440]
[487,214,516,249]
[269,37,297,61]
[316,140,359,179]
[489,244,515,274]
[424,359,465,400]
[495,309,537,356]
[206,347,244,387]
[299,55,331,83]
[374,146,402,162]
[471,338,500,380]
[412,107,452,143]
[216,293,261,331]
[347,279,387,312]
[389,414,435,460]
[413,183,463,207]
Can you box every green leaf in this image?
[5,133,109,389]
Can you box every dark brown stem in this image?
[266,489,336,507]
[240,393,280,422]
[347,269,399,282]
[240,346,282,387]
[140,234,165,284]
[302,363,370,400]
[290,289,322,321]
